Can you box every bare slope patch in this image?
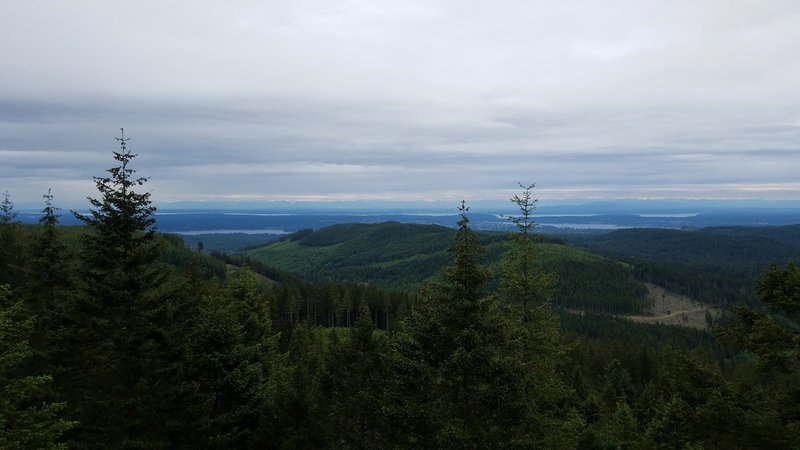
[627,283,721,331]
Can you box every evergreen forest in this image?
[2,138,800,449]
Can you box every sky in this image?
[1,0,799,209]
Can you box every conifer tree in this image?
[74,128,160,315]
[1,190,17,224]
[385,201,583,447]
[500,182,556,314]
[17,189,78,399]
[66,129,171,447]
[499,185,583,447]
[0,190,23,287]
[24,189,73,312]
[0,285,76,448]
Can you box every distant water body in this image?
[638,213,698,218]
[541,223,624,230]
[16,208,800,234]
[175,229,290,236]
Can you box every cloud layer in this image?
[2,1,799,207]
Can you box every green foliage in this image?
[178,232,281,254]
[500,183,556,311]
[599,400,639,449]
[567,226,800,306]
[176,269,290,448]
[246,221,649,313]
[570,335,798,449]
[23,190,75,312]
[320,301,389,448]
[442,201,493,304]
[245,221,455,291]
[0,190,25,288]
[711,261,800,446]
[635,352,792,449]
[385,202,581,448]
[1,190,17,224]
[280,323,330,448]
[571,227,800,264]
[60,131,179,447]
[10,145,800,448]
[74,129,162,311]
[553,257,648,313]
[216,251,413,330]
[759,261,800,317]
[718,261,800,372]
[0,285,76,449]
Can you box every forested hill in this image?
[565,225,800,263]
[563,225,800,306]
[243,221,650,314]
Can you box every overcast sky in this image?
[2,0,799,208]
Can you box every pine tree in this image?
[1,190,17,224]
[0,190,24,287]
[442,201,492,307]
[24,189,73,312]
[500,182,556,314]
[66,129,171,447]
[498,184,583,447]
[17,189,78,406]
[74,128,161,316]
[385,201,583,447]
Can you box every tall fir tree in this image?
[1,190,17,224]
[19,189,77,398]
[499,185,582,447]
[500,182,556,314]
[74,128,161,316]
[67,129,172,448]
[24,189,73,312]
[0,190,24,288]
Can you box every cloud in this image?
[1,1,799,206]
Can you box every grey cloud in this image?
[1,1,800,205]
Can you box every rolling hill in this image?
[242,221,650,313]
[562,225,800,306]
